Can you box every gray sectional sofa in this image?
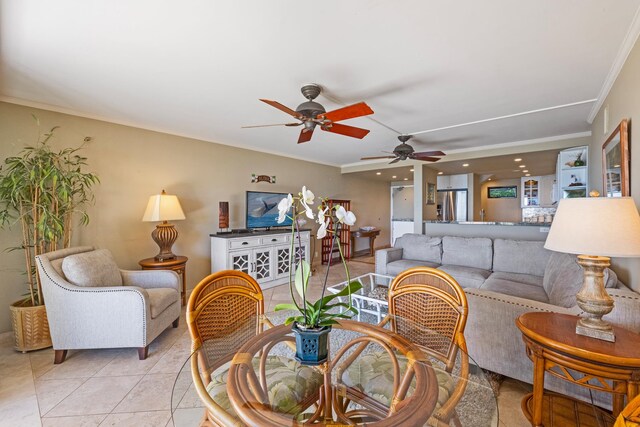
[376,233,640,408]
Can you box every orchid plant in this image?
[274,186,362,329]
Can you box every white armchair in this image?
[35,246,181,363]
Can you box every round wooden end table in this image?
[516,312,640,427]
[139,256,188,306]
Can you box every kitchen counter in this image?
[424,220,552,227]
[391,218,414,222]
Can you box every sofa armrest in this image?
[375,248,403,275]
[604,287,640,333]
[120,269,180,291]
[463,288,580,380]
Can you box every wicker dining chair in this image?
[616,393,640,426]
[187,270,265,427]
[343,267,469,427]
[186,270,322,427]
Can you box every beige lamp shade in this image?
[544,197,640,258]
[142,192,186,222]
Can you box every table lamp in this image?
[544,196,640,342]
[142,190,186,261]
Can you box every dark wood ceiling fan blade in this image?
[360,156,396,160]
[322,123,370,139]
[260,99,303,118]
[389,158,401,164]
[413,150,446,157]
[242,122,301,128]
[412,155,442,162]
[298,129,314,144]
[320,102,374,122]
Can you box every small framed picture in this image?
[426,182,436,205]
[487,186,517,199]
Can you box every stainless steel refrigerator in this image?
[437,190,468,221]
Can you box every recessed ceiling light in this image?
[523,170,529,173]
[403,178,408,181]
[410,169,414,172]
[438,172,443,175]
[525,174,531,176]
[488,178,492,181]
[376,172,381,175]
[514,158,522,162]
[462,163,469,167]
[519,165,526,168]
[392,175,397,179]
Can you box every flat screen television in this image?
[246,191,292,229]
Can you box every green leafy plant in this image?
[274,187,362,328]
[0,118,99,306]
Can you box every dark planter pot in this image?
[292,322,331,365]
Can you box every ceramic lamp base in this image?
[152,221,178,261]
[575,255,615,342]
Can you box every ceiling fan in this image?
[361,135,446,164]
[243,84,374,144]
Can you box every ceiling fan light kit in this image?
[246,84,374,144]
[361,134,446,164]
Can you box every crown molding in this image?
[0,96,340,168]
[587,5,640,124]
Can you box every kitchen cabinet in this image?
[391,221,414,245]
[521,176,540,207]
[437,174,468,190]
[556,146,589,199]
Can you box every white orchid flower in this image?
[335,205,356,226]
[277,194,293,223]
[301,186,315,205]
[317,218,329,239]
[300,186,315,220]
[317,206,328,225]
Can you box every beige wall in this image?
[480,179,522,222]
[589,36,640,292]
[0,101,390,333]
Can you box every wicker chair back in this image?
[388,267,468,370]
[187,270,264,361]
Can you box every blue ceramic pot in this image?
[292,322,331,365]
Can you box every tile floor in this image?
[0,262,532,427]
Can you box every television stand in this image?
[209,229,311,290]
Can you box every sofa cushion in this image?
[395,234,442,264]
[492,239,551,277]
[147,288,179,319]
[62,249,123,287]
[543,252,618,308]
[487,272,543,288]
[482,277,549,303]
[437,265,491,289]
[441,236,493,270]
[387,259,440,276]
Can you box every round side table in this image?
[139,256,188,306]
[516,312,640,427]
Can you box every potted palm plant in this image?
[0,119,99,351]
[274,187,361,365]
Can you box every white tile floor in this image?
[0,262,532,427]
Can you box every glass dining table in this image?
[171,311,498,426]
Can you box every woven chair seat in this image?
[343,351,455,410]
[206,355,323,420]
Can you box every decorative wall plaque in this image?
[251,174,276,184]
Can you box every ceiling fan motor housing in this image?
[296,100,326,119]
